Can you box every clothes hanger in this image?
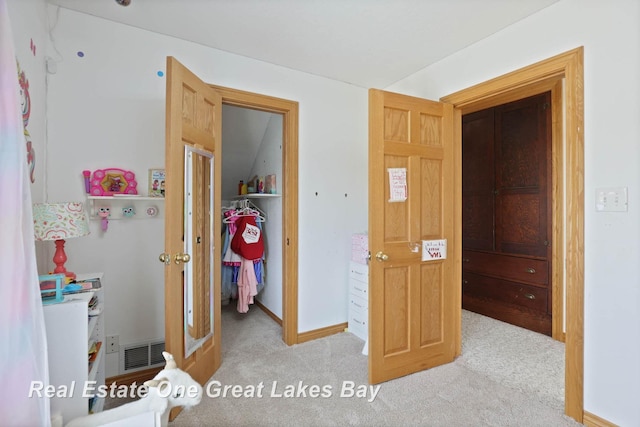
[222,199,266,223]
[244,199,266,222]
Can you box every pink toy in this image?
[82,170,91,193]
[89,168,137,196]
[97,207,110,232]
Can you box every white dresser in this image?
[348,261,368,341]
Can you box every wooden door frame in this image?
[210,85,299,345]
[441,47,584,421]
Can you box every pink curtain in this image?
[0,0,51,425]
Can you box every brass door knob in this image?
[375,251,389,262]
[174,253,191,264]
[159,253,170,264]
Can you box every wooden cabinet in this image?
[43,273,105,424]
[348,262,368,341]
[462,93,552,335]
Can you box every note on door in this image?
[388,168,407,202]
[422,239,447,261]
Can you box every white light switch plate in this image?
[595,187,628,212]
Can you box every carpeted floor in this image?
[106,304,580,426]
[459,309,566,411]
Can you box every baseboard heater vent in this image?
[120,340,165,374]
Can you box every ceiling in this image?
[45,0,559,88]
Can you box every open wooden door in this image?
[164,56,222,413]
[368,89,460,384]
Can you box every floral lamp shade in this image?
[33,202,90,280]
[33,202,90,241]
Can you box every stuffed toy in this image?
[65,352,202,427]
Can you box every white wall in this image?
[386,0,640,424]
[43,6,368,377]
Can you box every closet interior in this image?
[221,104,284,320]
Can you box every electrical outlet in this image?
[106,335,119,354]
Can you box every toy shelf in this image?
[87,195,164,220]
[43,273,105,421]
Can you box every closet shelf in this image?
[232,194,281,199]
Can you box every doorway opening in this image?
[214,85,299,346]
[220,104,283,333]
[441,47,584,421]
[461,91,555,337]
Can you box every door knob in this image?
[158,253,170,265]
[375,251,389,262]
[174,253,191,264]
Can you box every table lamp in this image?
[33,202,90,280]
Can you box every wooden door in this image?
[164,57,222,393]
[368,89,459,384]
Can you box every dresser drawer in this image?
[463,272,548,312]
[349,277,368,300]
[348,308,368,341]
[462,250,548,285]
[349,262,369,281]
[349,293,368,314]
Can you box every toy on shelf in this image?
[122,206,136,218]
[88,168,137,196]
[97,207,110,231]
[82,170,91,193]
[146,206,158,217]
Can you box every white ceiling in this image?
[45,0,559,88]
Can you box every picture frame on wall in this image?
[148,168,165,197]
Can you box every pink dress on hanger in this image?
[237,257,258,313]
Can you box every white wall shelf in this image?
[87,195,164,220]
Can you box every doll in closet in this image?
[221,202,266,313]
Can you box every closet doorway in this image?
[461,91,554,336]
[441,47,584,421]
[214,85,299,346]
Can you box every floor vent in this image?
[120,340,165,373]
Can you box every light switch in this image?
[595,187,628,212]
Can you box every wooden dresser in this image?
[462,250,551,334]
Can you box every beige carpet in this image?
[152,304,581,427]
